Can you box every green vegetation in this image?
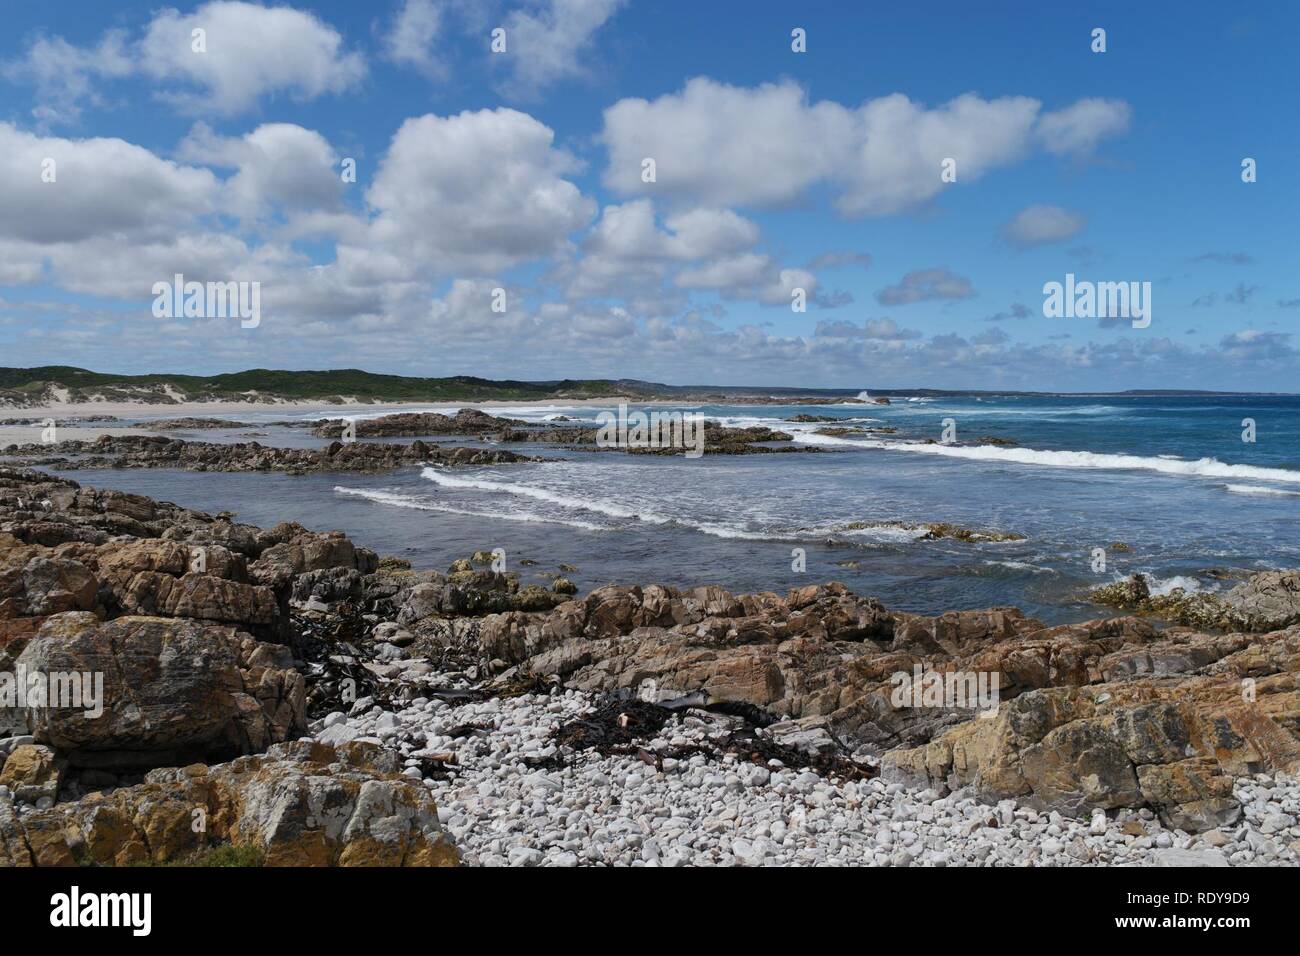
[117,843,266,867]
[0,366,653,404]
[179,844,266,867]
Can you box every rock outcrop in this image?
[308,410,809,455]
[1,434,537,474]
[16,613,304,767]
[0,740,460,866]
[882,624,1300,831]
[4,464,1298,854]
[0,468,362,774]
[311,408,523,438]
[1092,569,1300,633]
[393,576,1300,830]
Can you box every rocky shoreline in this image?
[2,466,1298,866]
[1,407,1026,475]
[0,433,539,474]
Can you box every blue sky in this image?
[1,0,1297,390]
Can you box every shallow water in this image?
[56,393,1300,624]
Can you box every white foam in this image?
[835,524,932,543]
[982,559,1056,575]
[417,468,925,545]
[924,406,1119,418]
[791,433,1300,484]
[333,485,608,531]
[420,468,675,524]
[1224,483,1300,498]
[1146,574,1213,597]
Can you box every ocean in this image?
[58,393,1300,625]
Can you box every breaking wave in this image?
[791,432,1300,484]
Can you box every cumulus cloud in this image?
[1218,330,1294,362]
[674,255,821,308]
[140,2,366,114]
[499,0,626,97]
[1000,204,1086,247]
[876,267,975,305]
[2,32,134,125]
[600,78,1131,215]
[363,108,594,275]
[1036,98,1133,157]
[837,92,1042,216]
[0,123,216,245]
[971,327,1010,346]
[814,318,921,341]
[177,122,344,222]
[384,0,447,79]
[567,199,819,310]
[581,201,759,263]
[601,78,851,207]
[5,1,366,120]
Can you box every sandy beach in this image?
[0,396,647,446]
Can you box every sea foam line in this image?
[1223,483,1300,498]
[417,469,920,544]
[420,468,675,523]
[792,432,1300,484]
[333,485,609,531]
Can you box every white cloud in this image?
[500,0,626,97]
[600,78,1131,215]
[815,317,922,341]
[0,123,217,245]
[567,200,688,302]
[838,92,1040,216]
[363,108,595,275]
[563,199,794,311]
[5,1,366,120]
[42,233,264,299]
[140,2,366,114]
[675,254,819,307]
[384,0,446,79]
[578,201,757,266]
[1037,98,1133,157]
[178,122,344,222]
[601,78,852,207]
[1218,330,1294,362]
[2,32,134,125]
[1000,204,1086,247]
[877,267,975,305]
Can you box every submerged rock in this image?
[1090,569,1300,633]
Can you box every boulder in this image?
[0,740,460,867]
[1222,571,1300,631]
[882,625,1300,829]
[15,613,305,767]
[0,744,63,803]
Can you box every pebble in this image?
[308,689,1300,867]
